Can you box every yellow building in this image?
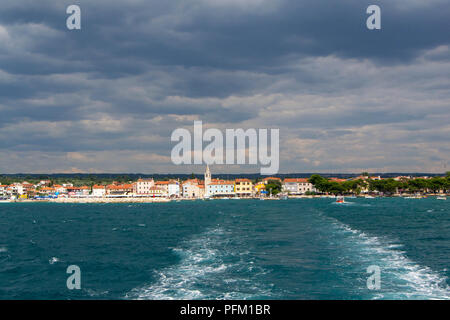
[234,179,254,197]
[254,182,266,194]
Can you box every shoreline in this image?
[1,194,448,204]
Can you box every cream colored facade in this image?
[234,179,254,196]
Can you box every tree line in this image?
[308,173,450,195]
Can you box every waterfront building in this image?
[182,179,204,198]
[9,183,24,196]
[39,187,56,195]
[148,186,166,197]
[235,178,254,197]
[53,185,68,195]
[167,180,181,198]
[206,180,235,197]
[106,184,133,196]
[254,181,266,195]
[155,181,170,194]
[134,178,155,195]
[0,185,8,197]
[282,178,316,194]
[66,186,90,197]
[92,185,106,197]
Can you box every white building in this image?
[283,178,316,194]
[182,179,204,198]
[167,180,181,197]
[135,178,155,195]
[92,185,106,197]
[10,183,24,195]
[0,185,8,197]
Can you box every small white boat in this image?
[365,195,375,199]
[437,196,447,200]
[336,196,346,204]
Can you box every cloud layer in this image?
[0,0,449,173]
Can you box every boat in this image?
[365,195,374,199]
[336,196,346,204]
[437,196,447,200]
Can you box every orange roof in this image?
[284,178,309,183]
[92,185,105,189]
[183,179,202,185]
[263,177,281,181]
[107,184,133,190]
[155,181,170,185]
[235,178,251,183]
[209,180,234,185]
[40,187,55,191]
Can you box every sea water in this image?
[0,198,448,299]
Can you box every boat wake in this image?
[126,227,276,300]
[330,220,450,300]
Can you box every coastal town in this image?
[0,166,448,203]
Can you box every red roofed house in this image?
[182,179,204,198]
[106,184,133,196]
[134,178,155,195]
[92,185,106,197]
[235,178,254,197]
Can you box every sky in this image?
[0,0,449,174]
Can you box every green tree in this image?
[266,179,282,195]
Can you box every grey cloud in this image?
[0,0,449,173]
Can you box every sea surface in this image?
[0,198,449,299]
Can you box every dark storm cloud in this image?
[0,0,449,173]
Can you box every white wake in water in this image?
[126,227,275,300]
[334,222,450,300]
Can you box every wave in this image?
[126,227,275,300]
[332,221,450,300]
[48,257,60,265]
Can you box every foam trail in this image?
[126,227,275,300]
[333,221,450,300]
